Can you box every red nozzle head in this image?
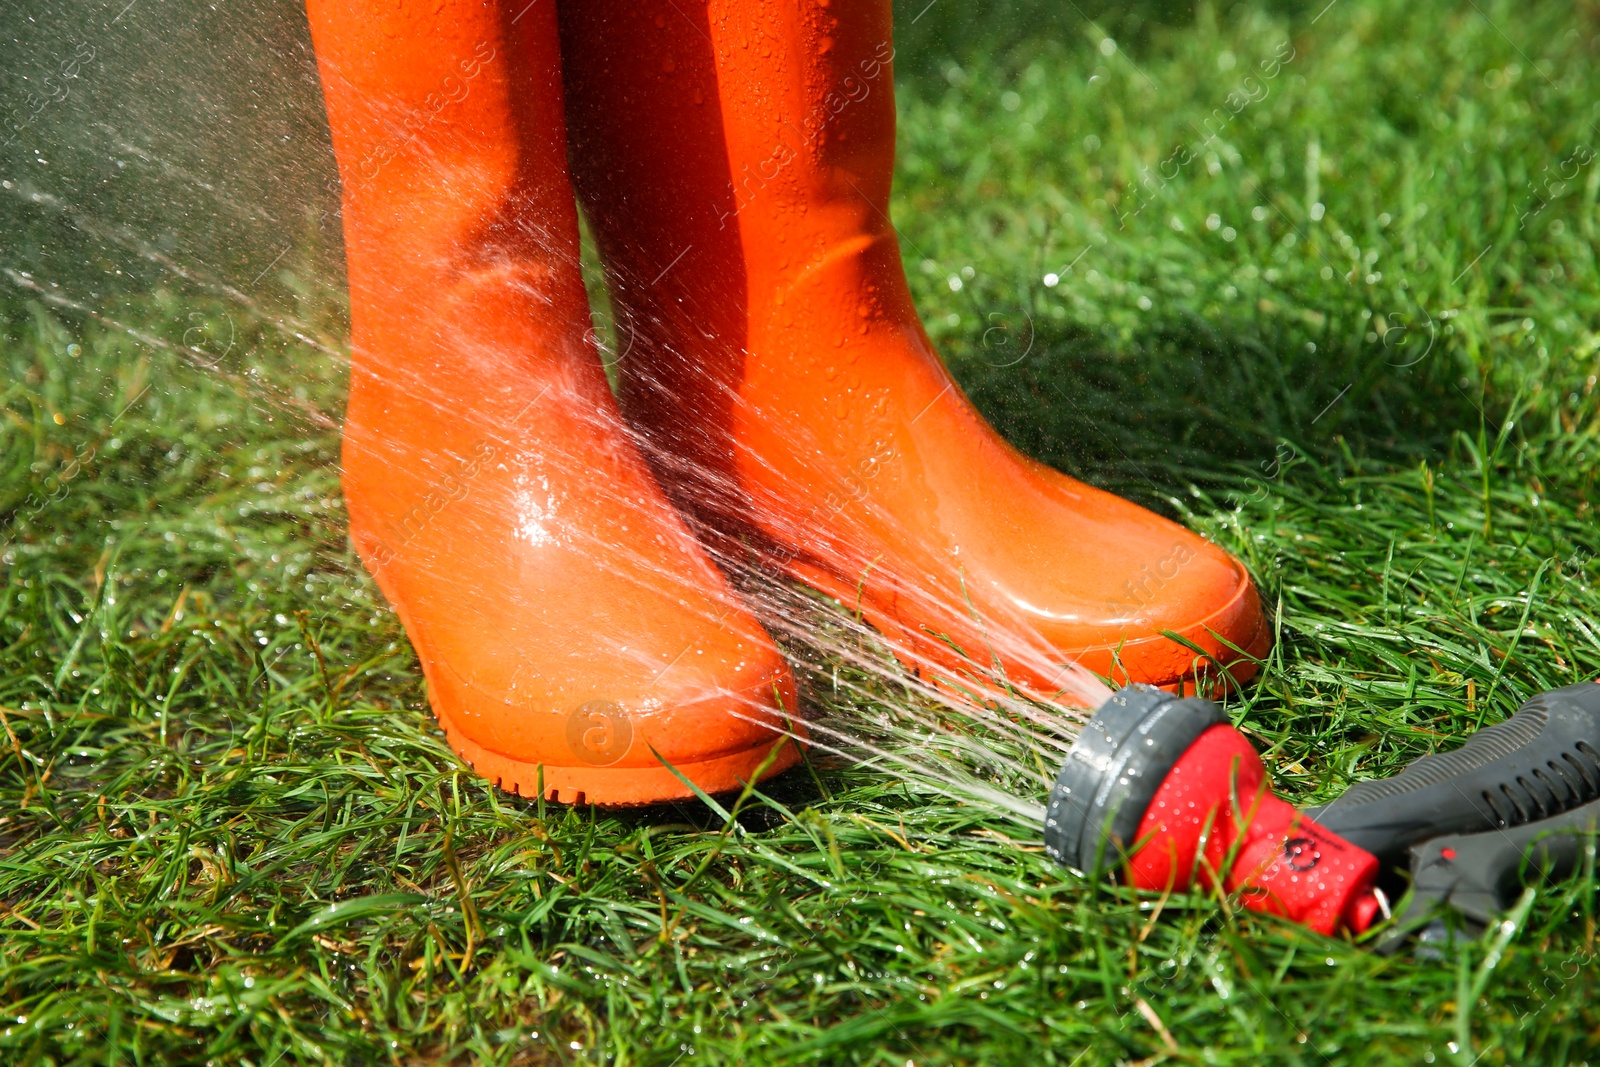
[1045,688,1382,937]
[1127,724,1383,936]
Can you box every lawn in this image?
[5,0,1600,1062]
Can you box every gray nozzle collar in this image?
[1044,686,1226,872]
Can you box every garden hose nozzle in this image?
[1307,680,1600,864]
[1044,686,1385,936]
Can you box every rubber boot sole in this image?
[430,694,804,807]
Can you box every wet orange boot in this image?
[557,1,1269,697]
[306,0,799,804]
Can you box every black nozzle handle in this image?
[1376,797,1600,953]
[1308,681,1600,863]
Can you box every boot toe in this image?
[1052,542,1269,688]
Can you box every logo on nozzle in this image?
[1283,836,1321,871]
[566,700,634,766]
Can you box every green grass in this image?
[7,0,1600,1062]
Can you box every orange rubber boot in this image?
[306,0,799,804]
[557,1,1268,696]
